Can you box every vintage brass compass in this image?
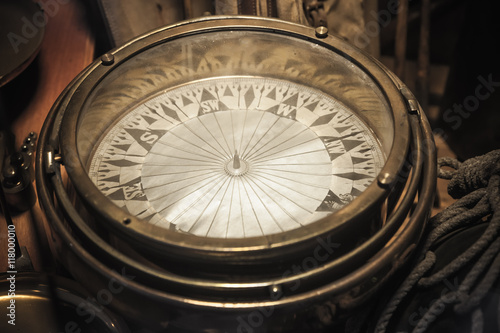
[37,16,436,332]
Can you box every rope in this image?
[437,157,461,180]
[374,252,436,332]
[446,150,500,199]
[374,149,500,333]
[454,241,500,313]
[412,292,458,333]
[426,189,487,230]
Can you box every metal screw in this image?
[101,53,115,66]
[315,26,328,38]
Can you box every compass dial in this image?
[88,77,385,238]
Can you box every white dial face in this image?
[88,77,385,238]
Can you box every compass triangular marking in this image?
[244,87,255,108]
[351,187,364,197]
[182,95,193,106]
[201,89,216,102]
[107,189,125,200]
[282,93,299,107]
[119,176,142,188]
[100,174,120,183]
[351,156,372,165]
[333,172,372,181]
[266,87,276,100]
[329,152,344,161]
[110,144,129,153]
[336,125,353,134]
[223,85,233,97]
[266,104,297,119]
[142,115,157,125]
[304,100,319,112]
[265,104,279,113]
[218,101,229,111]
[343,140,364,152]
[151,104,180,122]
[317,190,344,211]
[104,159,140,167]
[310,112,338,126]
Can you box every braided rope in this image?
[374,252,436,332]
[374,150,500,333]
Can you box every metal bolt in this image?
[377,172,395,187]
[101,53,115,66]
[269,284,282,299]
[315,26,328,38]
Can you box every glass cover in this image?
[77,30,394,239]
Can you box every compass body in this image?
[37,16,436,332]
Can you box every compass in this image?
[37,16,436,332]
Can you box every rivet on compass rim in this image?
[400,87,420,115]
[377,172,396,187]
[315,26,328,38]
[269,285,282,298]
[101,53,115,66]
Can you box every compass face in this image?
[88,77,385,238]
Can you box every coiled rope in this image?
[375,149,500,333]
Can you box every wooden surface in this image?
[0,0,95,272]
